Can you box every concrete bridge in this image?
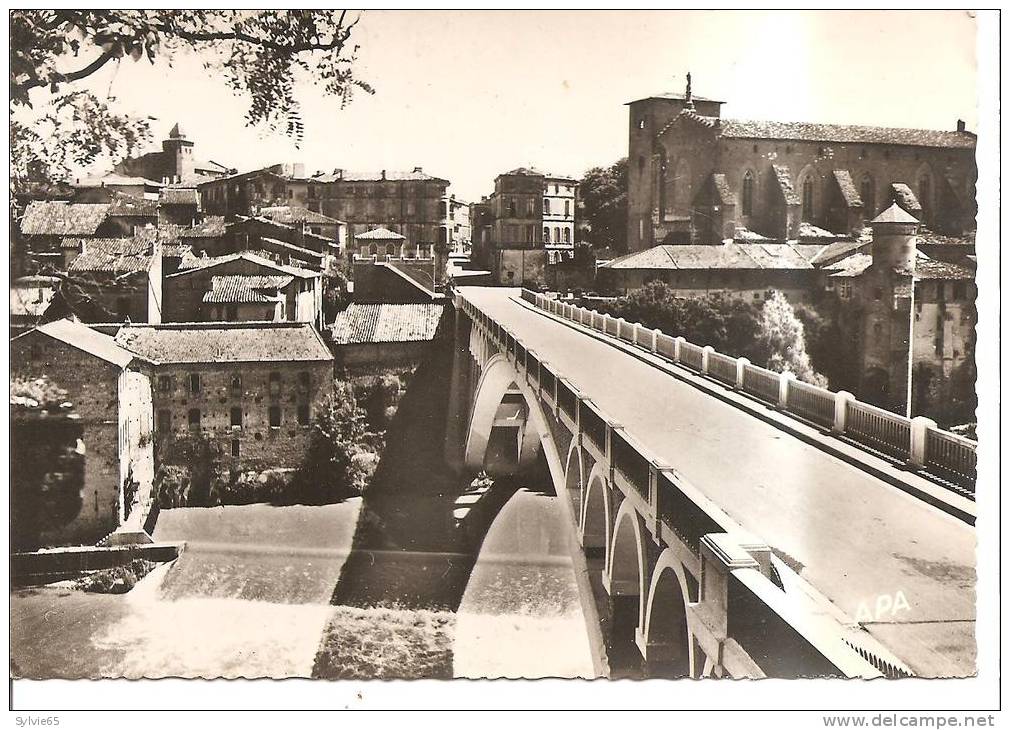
[444,286,976,679]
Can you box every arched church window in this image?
[860,174,876,218]
[801,177,814,222]
[741,171,755,217]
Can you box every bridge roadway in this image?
[458,287,975,678]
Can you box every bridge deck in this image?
[458,287,975,678]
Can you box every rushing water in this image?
[11,343,599,679]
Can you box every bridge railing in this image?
[518,289,976,496]
[462,291,887,678]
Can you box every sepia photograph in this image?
[6,7,1000,717]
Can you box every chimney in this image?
[381,169,387,180]
[413,166,423,173]
[957,119,966,132]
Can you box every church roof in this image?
[169,122,187,139]
[602,242,818,271]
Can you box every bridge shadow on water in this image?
[326,341,548,615]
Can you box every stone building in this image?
[11,319,154,547]
[330,302,447,370]
[305,168,451,251]
[114,322,334,470]
[446,194,472,252]
[351,228,448,303]
[115,123,231,185]
[824,204,976,416]
[216,215,341,271]
[627,79,977,251]
[598,241,826,303]
[62,234,164,324]
[199,168,292,219]
[258,206,347,249]
[543,174,579,247]
[163,252,324,327]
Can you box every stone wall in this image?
[11,334,125,545]
[152,359,333,469]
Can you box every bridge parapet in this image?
[517,289,977,497]
[457,290,892,679]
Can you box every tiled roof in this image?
[825,252,873,278]
[160,187,200,206]
[772,165,802,205]
[916,257,974,281]
[356,227,406,241]
[21,202,110,236]
[67,236,154,275]
[259,236,327,261]
[832,170,862,207]
[889,184,923,215]
[108,193,159,217]
[258,205,344,225]
[312,169,448,183]
[626,92,722,105]
[809,240,868,267]
[502,167,545,177]
[178,216,226,238]
[74,174,163,188]
[718,119,976,149]
[169,251,319,279]
[202,275,293,304]
[17,319,136,368]
[711,173,735,205]
[114,322,333,364]
[383,261,441,297]
[603,242,818,271]
[331,303,444,345]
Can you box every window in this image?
[269,405,282,427]
[638,118,646,130]
[230,407,243,428]
[269,371,281,396]
[298,371,311,393]
[187,408,201,429]
[860,174,876,217]
[564,200,570,217]
[526,198,534,216]
[563,228,571,243]
[157,409,171,432]
[801,177,814,222]
[231,439,240,458]
[741,171,755,217]
[368,243,377,256]
[508,197,517,216]
[189,373,201,394]
[839,281,853,299]
[919,175,931,215]
[297,404,310,425]
[544,198,551,215]
[386,243,396,256]
[543,226,550,241]
[158,375,172,393]
[872,322,883,344]
[230,374,242,395]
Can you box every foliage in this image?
[579,158,628,252]
[292,383,373,503]
[322,264,350,321]
[755,292,827,387]
[10,10,372,198]
[598,282,827,384]
[74,558,157,594]
[794,299,861,393]
[154,432,222,506]
[10,376,72,410]
[352,372,406,431]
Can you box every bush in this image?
[74,559,157,594]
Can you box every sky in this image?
[62,10,977,202]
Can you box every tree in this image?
[756,292,828,386]
[10,10,372,197]
[294,384,371,503]
[579,158,628,253]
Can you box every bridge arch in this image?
[564,441,585,514]
[606,498,649,626]
[463,353,541,474]
[641,548,695,676]
[580,463,611,555]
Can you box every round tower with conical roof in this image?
[870,202,920,272]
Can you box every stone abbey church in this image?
[627,79,977,251]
